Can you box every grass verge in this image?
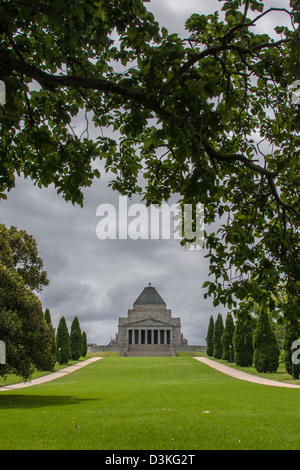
[0,357,300,450]
[0,352,120,387]
[203,356,300,385]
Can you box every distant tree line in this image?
[206,309,300,379]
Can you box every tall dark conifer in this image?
[253,308,280,373]
[70,316,83,361]
[213,314,224,359]
[221,313,235,361]
[44,308,56,367]
[233,317,253,367]
[206,315,214,357]
[56,317,71,364]
[82,331,88,358]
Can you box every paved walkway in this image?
[194,357,300,388]
[0,357,103,392]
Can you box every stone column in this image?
[134,330,139,344]
[167,329,171,344]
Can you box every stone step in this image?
[125,350,172,357]
[127,344,171,349]
[125,344,172,357]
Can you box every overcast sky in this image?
[0,0,291,345]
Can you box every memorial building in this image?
[88,283,205,356]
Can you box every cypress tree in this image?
[44,308,51,324]
[70,316,83,360]
[56,316,71,364]
[253,308,280,373]
[44,308,56,367]
[82,331,88,358]
[213,313,224,359]
[206,315,214,357]
[233,317,253,366]
[283,322,300,379]
[221,312,235,362]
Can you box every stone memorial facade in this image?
[88,284,206,356]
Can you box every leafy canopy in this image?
[0,0,299,321]
[0,224,49,292]
[0,224,54,379]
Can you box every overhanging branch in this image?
[0,49,170,120]
[202,139,300,219]
[160,38,290,98]
[202,139,278,178]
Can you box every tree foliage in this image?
[70,316,82,361]
[0,224,49,292]
[0,0,299,320]
[82,331,88,358]
[56,316,71,364]
[0,224,53,379]
[233,316,253,366]
[253,307,280,372]
[44,307,57,366]
[206,315,214,357]
[221,312,235,361]
[0,264,55,379]
[213,313,224,359]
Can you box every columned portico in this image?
[128,328,171,345]
[115,283,187,356]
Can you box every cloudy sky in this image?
[0,0,291,345]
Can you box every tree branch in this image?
[0,49,170,120]
[202,139,278,178]
[160,33,289,98]
[267,176,300,219]
[222,7,293,43]
[202,139,300,219]
[160,44,250,98]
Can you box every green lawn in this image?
[0,352,119,387]
[0,356,299,450]
[0,356,93,387]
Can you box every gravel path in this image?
[0,357,103,392]
[194,357,300,388]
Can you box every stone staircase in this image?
[125,344,172,357]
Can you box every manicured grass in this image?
[0,357,299,450]
[0,352,119,387]
[0,355,93,387]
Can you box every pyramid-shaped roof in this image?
[134,283,166,306]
